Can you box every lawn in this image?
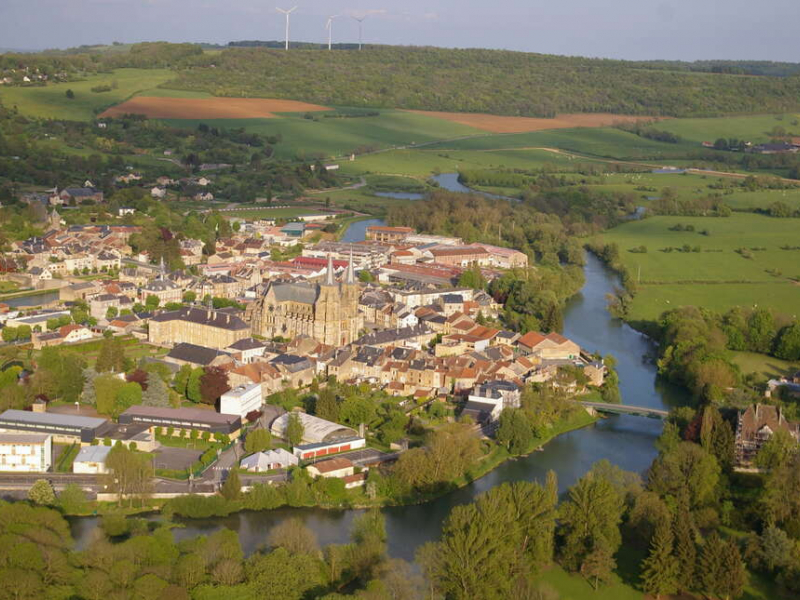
[658,113,800,145]
[219,206,334,220]
[601,213,800,321]
[0,68,174,120]
[731,351,799,380]
[162,109,483,161]
[535,565,643,600]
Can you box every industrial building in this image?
[0,409,107,444]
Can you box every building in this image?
[517,331,580,359]
[240,448,298,472]
[270,411,357,445]
[119,406,242,438]
[220,383,263,418]
[73,445,112,474]
[248,255,362,346]
[306,456,355,479]
[293,436,366,460]
[149,306,249,349]
[735,404,800,464]
[0,433,52,472]
[226,337,268,364]
[366,225,415,243]
[164,343,234,368]
[0,409,107,444]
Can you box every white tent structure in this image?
[240,448,298,472]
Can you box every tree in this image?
[182,291,197,303]
[314,387,339,422]
[641,520,678,599]
[496,408,533,455]
[95,337,125,373]
[220,470,241,501]
[698,532,726,598]
[247,547,323,600]
[105,445,153,507]
[458,264,486,290]
[115,382,142,414]
[174,364,192,396]
[145,294,160,310]
[58,483,88,514]
[747,308,776,354]
[558,470,625,571]
[27,479,56,506]
[720,539,747,600]
[244,428,271,454]
[105,306,118,320]
[186,367,203,402]
[673,505,697,593]
[647,442,720,509]
[65,89,74,99]
[2,327,17,343]
[141,374,169,407]
[267,517,319,555]
[760,526,794,572]
[755,429,797,471]
[775,321,800,360]
[286,413,304,446]
[339,395,376,427]
[200,366,229,405]
[580,542,616,591]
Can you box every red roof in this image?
[517,331,546,348]
[292,256,349,269]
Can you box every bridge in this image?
[580,401,668,420]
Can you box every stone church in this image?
[248,255,362,346]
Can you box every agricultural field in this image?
[0,68,174,120]
[403,109,657,134]
[601,213,800,321]
[658,113,800,144]
[731,351,799,381]
[101,96,332,119]
[162,110,483,160]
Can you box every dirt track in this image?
[404,110,660,133]
[100,96,331,119]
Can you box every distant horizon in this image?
[3,39,800,66]
[2,0,800,63]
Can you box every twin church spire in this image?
[324,248,356,286]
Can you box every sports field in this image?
[601,213,800,320]
[101,96,332,119]
[404,110,659,134]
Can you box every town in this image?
[0,197,612,501]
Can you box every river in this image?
[71,179,687,559]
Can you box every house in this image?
[226,337,268,364]
[73,445,112,474]
[517,331,580,359]
[735,404,800,464]
[149,306,249,349]
[164,343,234,368]
[306,456,355,479]
[293,436,366,460]
[0,433,52,472]
[220,383,263,419]
[366,226,415,243]
[240,448,298,472]
[151,187,167,199]
[59,187,103,204]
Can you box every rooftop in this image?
[0,409,107,430]
[74,445,113,463]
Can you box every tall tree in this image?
[720,539,747,600]
[641,520,679,599]
[580,541,616,591]
[286,413,304,446]
[199,366,229,405]
[698,532,726,598]
[673,504,697,593]
[220,470,241,501]
[314,387,339,422]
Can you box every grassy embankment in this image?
[600,213,800,321]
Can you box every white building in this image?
[220,383,263,418]
[0,433,52,473]
[240,448,298,472]
[73,445,112,474]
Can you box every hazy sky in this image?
[2,0,799,61]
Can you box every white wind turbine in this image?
[352,15,367,50]
[325,15,340,51]
[276,6,298,51]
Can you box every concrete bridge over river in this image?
[580,401,669,420]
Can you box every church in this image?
[248,255,362,346]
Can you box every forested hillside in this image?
[5,43,800,118]
[165,46,800,118]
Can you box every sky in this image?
[1,0,799,62]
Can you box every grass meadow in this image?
[0,68,174,120]
[658,113,800,144]
[601,213,800,321]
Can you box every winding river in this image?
[70,178,688,559]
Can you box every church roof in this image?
[270,281,319,304]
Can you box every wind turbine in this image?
[352,15,367,50]
[325,15,339,51]
[276,6,298,51]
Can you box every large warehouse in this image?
[270,411,357,445]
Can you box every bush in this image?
[165,494,234,518]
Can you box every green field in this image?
[163,110,483,160]
[425,127,698,160]
[0,68,174,120]
[732,351,799,380]
[601,213,800,321]
[659,113,800,144]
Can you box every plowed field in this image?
[404,110,659,133]
[101,96,331,119]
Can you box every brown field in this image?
[100,96,331,119]
[404,110,660,133]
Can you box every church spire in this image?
[345,248,356,284]
[159,256,166,280]
[324,253,336,286]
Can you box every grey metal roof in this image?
[0,409,107,429]
[74,445,112,463]
[0,433,51,444]
[166,343,231,366]
[270,282,319,305]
